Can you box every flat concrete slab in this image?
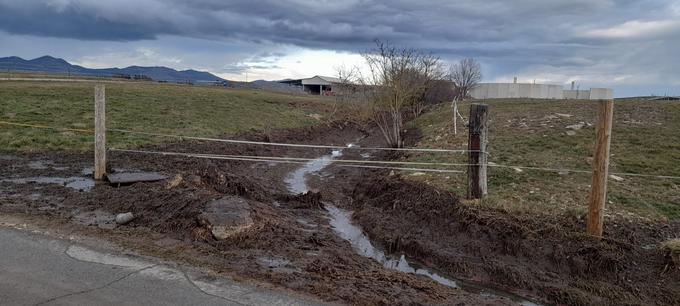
[106,172,167,185]
[0,225,323,305]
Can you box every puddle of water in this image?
[283,146,460,288]
[326,204,458,288]
[284,149,341,194]
[28,160,50,170]
[284,145,543,306]
[1,176,94,191]
[81,167,94,176]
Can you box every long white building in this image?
[470,83,613,100]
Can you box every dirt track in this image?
[1,122,679,305]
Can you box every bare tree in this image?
[354,40,442,147]
[333,65,372,127]
[448,58,482,134]
[449,58,482,100]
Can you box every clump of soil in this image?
[348,173,680,306]
[277,191,323,209]
[661,239,680,270]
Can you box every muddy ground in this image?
[1,122,679,305]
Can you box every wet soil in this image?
[306,128,680,306]
[0,123,512,305]
[1,122,678,305]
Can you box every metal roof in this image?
[279,75,341,85]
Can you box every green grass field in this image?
[406,99,680,220]
[0,81,333,152]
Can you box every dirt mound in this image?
[349,173,680,306]
[196,167,271,202]
[661,239,680,271]
[277,191,323,209]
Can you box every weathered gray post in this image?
[467,104,489,199]
[587,99,614,237]
[94,84,107,180]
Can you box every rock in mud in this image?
[115,212,136,225]
[609,174,625,182]
[197,196,253,240]
[566,122,586,130]
[166,174,183,189]
[660,239,680,268]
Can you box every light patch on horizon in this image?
[583,19,680,40]
[73,48,183,69]
[215,49,366,81]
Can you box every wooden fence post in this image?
[467,104,489,199]
[587,99,614,237]
[94,84,107,180]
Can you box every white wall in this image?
[471,83,613,100]
[470,83,563,99]
[589,88,613,100]
[563,90,591,99]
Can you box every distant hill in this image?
[0,55,224,83]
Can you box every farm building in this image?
[279,75,341,95]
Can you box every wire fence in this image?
[108,128,482,154]
[2,120,680,180]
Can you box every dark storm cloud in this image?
[0,0,662,48]
[1,0,680,94]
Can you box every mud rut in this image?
[1,123,678,306]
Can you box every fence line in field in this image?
[110,148,473,167]
[3,120,680,180]
[0,121,478,154]
[110,148,680,180]
[109,148,465,174]
[107,128,486,154]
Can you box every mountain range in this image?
[0,56,224,83]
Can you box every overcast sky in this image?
[1,0,679,97]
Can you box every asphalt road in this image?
[0,225,323,306]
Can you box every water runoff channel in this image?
[284,145,542,306]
